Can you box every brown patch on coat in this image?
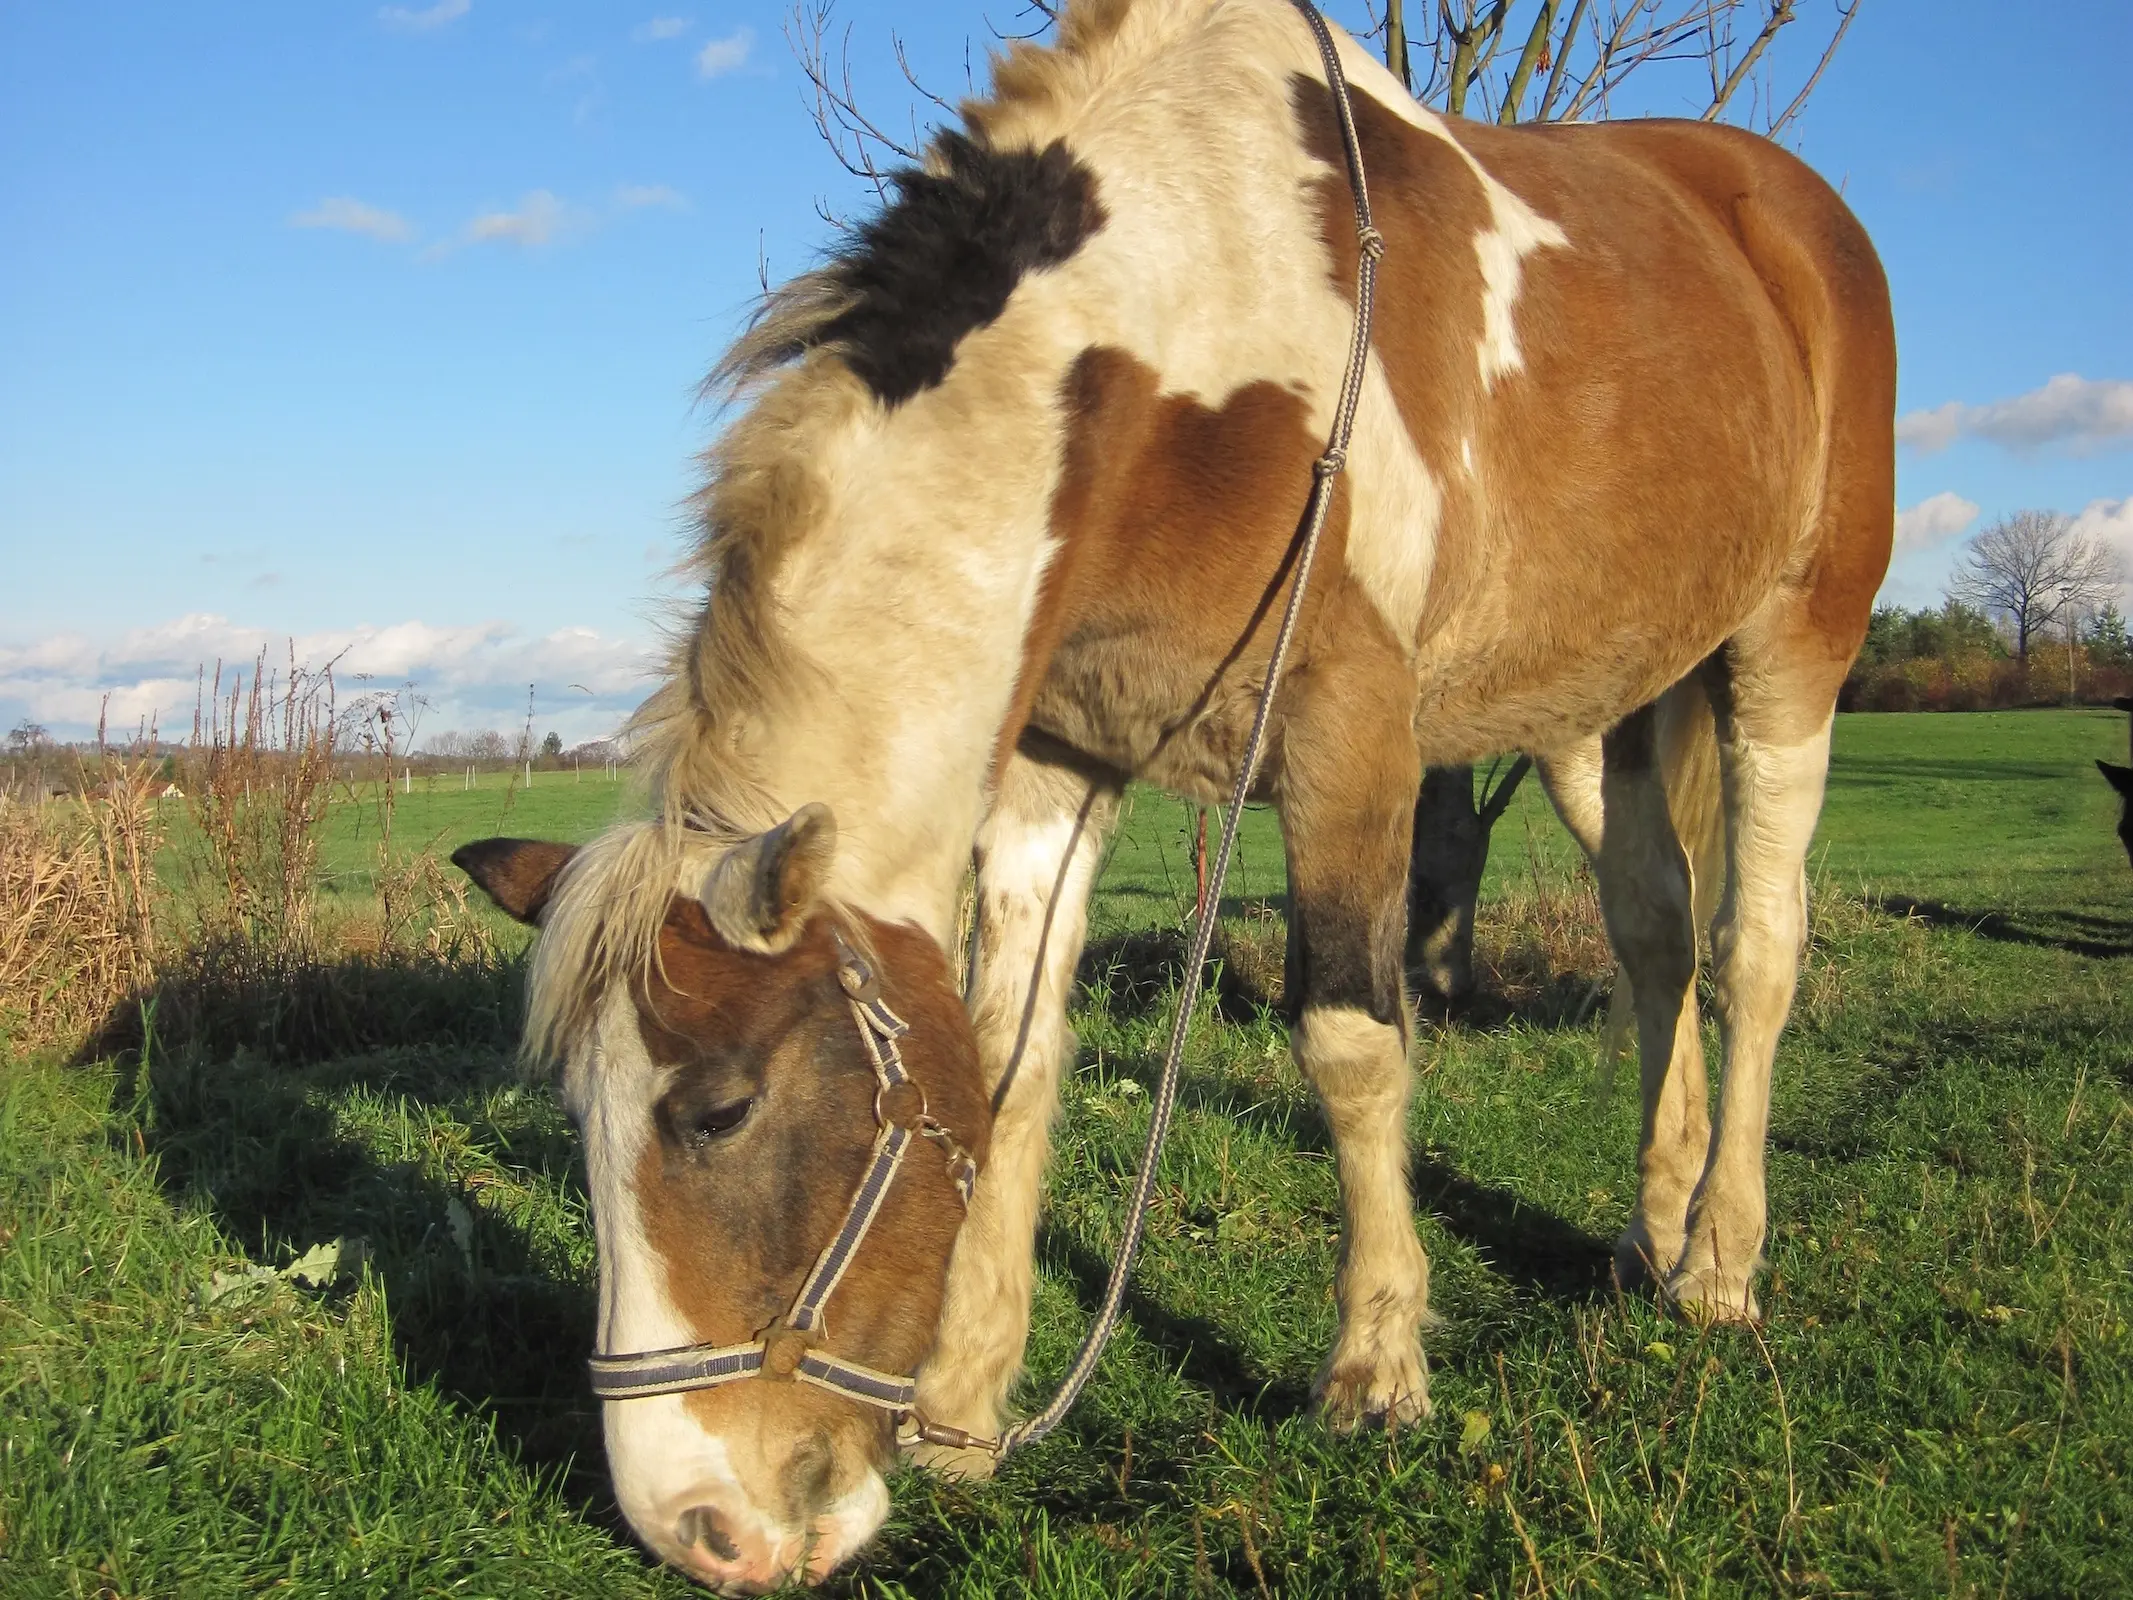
[1003,344,1414,804]
[626,901,989,1452]
[1291,82,1893,761]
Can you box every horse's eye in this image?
[683,1097,752,1149]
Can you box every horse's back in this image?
[1348,109,1895,754]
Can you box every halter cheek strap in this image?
[585,933,971,1413]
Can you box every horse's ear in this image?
[452,838,579,924]
[702,803,838,954]
[2100,761,2133,798]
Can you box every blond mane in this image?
[530,0,1226,1057]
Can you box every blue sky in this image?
[2,0,2128,744]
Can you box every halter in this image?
[584,0,1379,1458]
[585,932,979,1415]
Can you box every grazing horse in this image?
[454,0,1893,1587]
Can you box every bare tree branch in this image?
[1498,0,1562,122]
[1563,0,1651,121]
[1767,0,1860,135]
[1478,754,1534,825]
[893,33,955,117]
[1464,0,1517,117]
[1702,1,1793,122]
[1534,0,1593,118]
[786,0,923,200]
[985,1,1059,44]
[1386,0,1414,90]
[1443,0,1482,116]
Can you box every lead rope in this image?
[932,0,1382,1461]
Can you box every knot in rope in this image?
[1315,446,1348,477]
[1358,225,1385,261]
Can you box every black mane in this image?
[801,133,1107,407]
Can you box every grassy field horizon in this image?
[4,709,2128,1596]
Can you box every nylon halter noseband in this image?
[585,932,977,1416]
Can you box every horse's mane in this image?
[534,0,1225,1058]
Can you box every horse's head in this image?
[2101,761,2133,870]
[456,807,989,1592]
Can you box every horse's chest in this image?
[1027,623,1271,803]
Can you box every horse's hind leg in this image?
[912,744,1119,1474]
[1670,632,1840,1322]
[1282,675,1431,1427]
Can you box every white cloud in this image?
[696,26,754,77]
[289,197,413,243]
[614,183,687,211]
[1893,401,1965,454]
[1897,374,2133,456]
[459,190,573,248]
[1892,490,1979,552]
[379,0,470,33]
[0,614,654,745]
[632,16,691,42]
[2068,496,2133,601]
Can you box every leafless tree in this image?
[1949,509,2125,664]
[791,0,1863,202]
[1370,0,1860,132]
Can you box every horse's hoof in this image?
[1663,1265,1761,1325]
[1313,1343,1432,1432]
[1612,1224,1683,1294]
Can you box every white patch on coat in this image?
[1325,28,1568,389]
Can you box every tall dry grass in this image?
[1472,829,1615,1018]
[0,740,165,1050]
[4,656,516,1065]
[127,662,512,1063]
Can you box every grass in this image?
[3,709,2130,1597]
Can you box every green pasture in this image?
[4,710,2129,1596]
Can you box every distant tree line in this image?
[1844,509,2130,711]
[419,728,618,769]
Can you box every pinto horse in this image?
[455,0,1894,1586]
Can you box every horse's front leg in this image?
[910,747,1118,1476]
[1282,689,1432,1428]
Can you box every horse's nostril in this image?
[676,1504,741,1562]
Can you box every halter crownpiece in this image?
[588,0,1378,1457]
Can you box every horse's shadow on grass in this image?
[1870,893,2133,959]
[86,957,628,1536]
[91,923,1614,1555]
[1035,1226,1315,1422]
[1073,925,1615,1308]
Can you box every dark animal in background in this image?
[2103,695,2133,870]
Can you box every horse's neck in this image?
[754,381,1066,946]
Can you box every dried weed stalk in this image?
[181,652,338,954]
